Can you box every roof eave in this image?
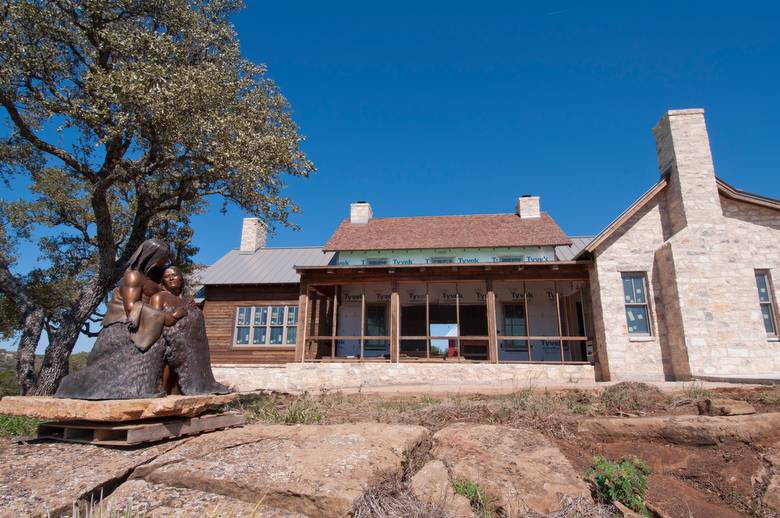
[716,178,780,211]
[294,259,591,273]
[577,176,669,259]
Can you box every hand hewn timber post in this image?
[486,279,498,363]
[390,281,400,363]
[295,283,309,362]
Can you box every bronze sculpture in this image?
[56,239,230,400]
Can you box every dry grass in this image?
[353,472,452,518]
[598,382,665,416]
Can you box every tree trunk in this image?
[32,334,74,395]
[16,308,45,395]
[30,278,109,395]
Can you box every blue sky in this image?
[3,1,780,352]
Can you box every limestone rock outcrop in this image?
[431,423,590,514]
[131,423,429,518]
[410,460,475,517]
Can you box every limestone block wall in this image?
[589,194,669,381]
[675,197,780,375]
[212,362,596,392]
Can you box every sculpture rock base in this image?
[0,394,238,422]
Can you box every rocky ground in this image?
[1,382,780,517]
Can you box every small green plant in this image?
[587,455,651,515]
[282,397,323,424]
[0,413,42,437]
[451,478,493,517]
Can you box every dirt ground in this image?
[222,382,780,517]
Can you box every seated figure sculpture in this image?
[56,239,230,400]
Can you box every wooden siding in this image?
[204,284,299,364]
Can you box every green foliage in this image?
[68,352,89,373]
[0,1,314,392]
[587,455,651,515]
[451,478,493,518]
[0,369,20,396]
[0,413,41,437]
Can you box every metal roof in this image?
[555,236,595,261]
[200,247,334,285]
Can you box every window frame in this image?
[755,270,779,338]
[621,272,653,337]
[233,305,299,347]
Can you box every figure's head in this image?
[126,239,171,279]
[161,266,184,296]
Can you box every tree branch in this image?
[0,96,95,180]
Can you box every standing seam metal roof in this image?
[555,236,595,261]
[200,247,334,285]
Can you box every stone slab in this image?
[131,422,429,518]
[696,398,756,416]
[0,437,180,517]
[431,423,591,514]
[103,479,308,517]
[410,460,475,517]
[0,394,237,422]
[578,412,780,446]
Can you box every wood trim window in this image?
[621,273,651,336]
[234,305,298,346]
[755,270,778,336]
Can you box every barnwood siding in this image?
[204,284,299,364]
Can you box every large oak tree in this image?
[0,0,314,394]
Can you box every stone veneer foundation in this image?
[213,363,596,392]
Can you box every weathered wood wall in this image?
[203,284,299,364]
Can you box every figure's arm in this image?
[121,270,145,316]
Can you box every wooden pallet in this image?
[37,412,245,446]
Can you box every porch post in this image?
[486,279,498,363]
[295,283,309,362]
[390,280,400,362]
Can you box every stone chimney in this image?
[516,195,541,219]
[239,217,266,252]
[652,109,722,233]
[350,201,373,224]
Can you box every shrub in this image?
[683,380,711,400]
[0,414,41,437]
[587,455,651,515]
[0,370,20,397]
[451,478,493,518]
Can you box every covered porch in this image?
[293,262,594,365]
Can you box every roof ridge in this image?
[356,212,551,221]
[229,245,324,251]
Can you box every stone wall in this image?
[590,109,780,380]
[589,194,670,381]
[212,362,596,392]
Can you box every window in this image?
[755,271,777,336]
[234,305,298,346]
[502,304,527,351]
[622,273,651,336]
